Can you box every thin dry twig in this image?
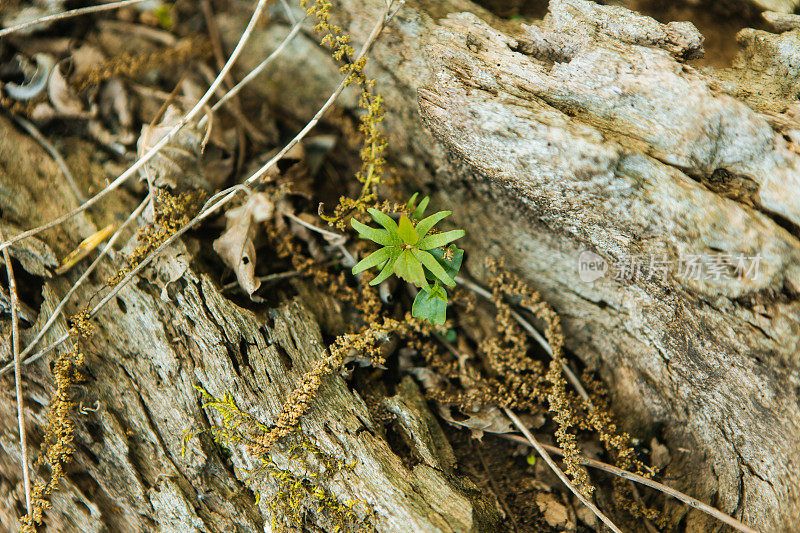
[0,0,271,253]
[14,1,403,372]
[500,433,761,533]
[282,211,346,245]
[0,0,148,38]
[75,2,402,314]
[0,228,32,516]
[12,117,86,203]
[197,17,306,130]
[282,210,355,266]
[0,195,150,377]
[221,270,301,292]
[200,0,267,146]
[502,407,623,533]
[279,0,299,25]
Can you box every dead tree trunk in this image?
[0,127,498,530]
[2,0,800,532]
[216,0,800,530]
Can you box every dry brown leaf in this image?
[536,493,571,529]
[212,192,274,296]
[437,405,515,441]
[48,60,87,116]
[69,43,106,79]
[138,105,205,191]
[100,78,134,130]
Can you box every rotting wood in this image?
[0,116,499,531]
[218,0,800,530]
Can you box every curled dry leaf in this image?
[69,43,106,79]
[213,192,274,296]
[100,78,134,130]
[138,105,206,191]
[48,60,86,116]
[437,405,515,441]
[28,58,93,121]
[92,78,137,148]
[3,53,53,101]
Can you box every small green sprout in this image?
[351,194,465,324]
[152,3,175,30]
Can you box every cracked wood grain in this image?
[0,114,498,532]
[218,0,800,530]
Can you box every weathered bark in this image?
[0,120,499,531]
[216,0,800,530]
[2,0,800,531]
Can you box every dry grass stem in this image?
[503,407,623,533]
[501,434,760,533]
[12,0,402,370]
[0,228,32,515]
[0,0,270,253]
[0,0,149,38]
[198,17,306,130]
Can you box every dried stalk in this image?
[458,274,662,529]
[0,0,271,253]
[0,195,150,377]
[503,407,623,533]
[0,0,149,38]
[197,17,306,130]
[455,275,592,404]
[0,228,31,515]
[13,0,403,372]
[501,433,761,533]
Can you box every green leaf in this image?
[415,210,451,240]
[351,218,397,246]
[352,246,399,274]
[398,215,418,245]
[429,246,464,280]
[369,257,396,285]
[411,248,455,287]
[406,192,419,212]
[444,328,458,343]
[393,250,427,288]
[412,286,448,325]
[367,208,399,236]
[418,229,466,250]
[412,196,430,220]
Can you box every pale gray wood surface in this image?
[0,116,498,531]
[219,0,800,530]
[1,0,799,531]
